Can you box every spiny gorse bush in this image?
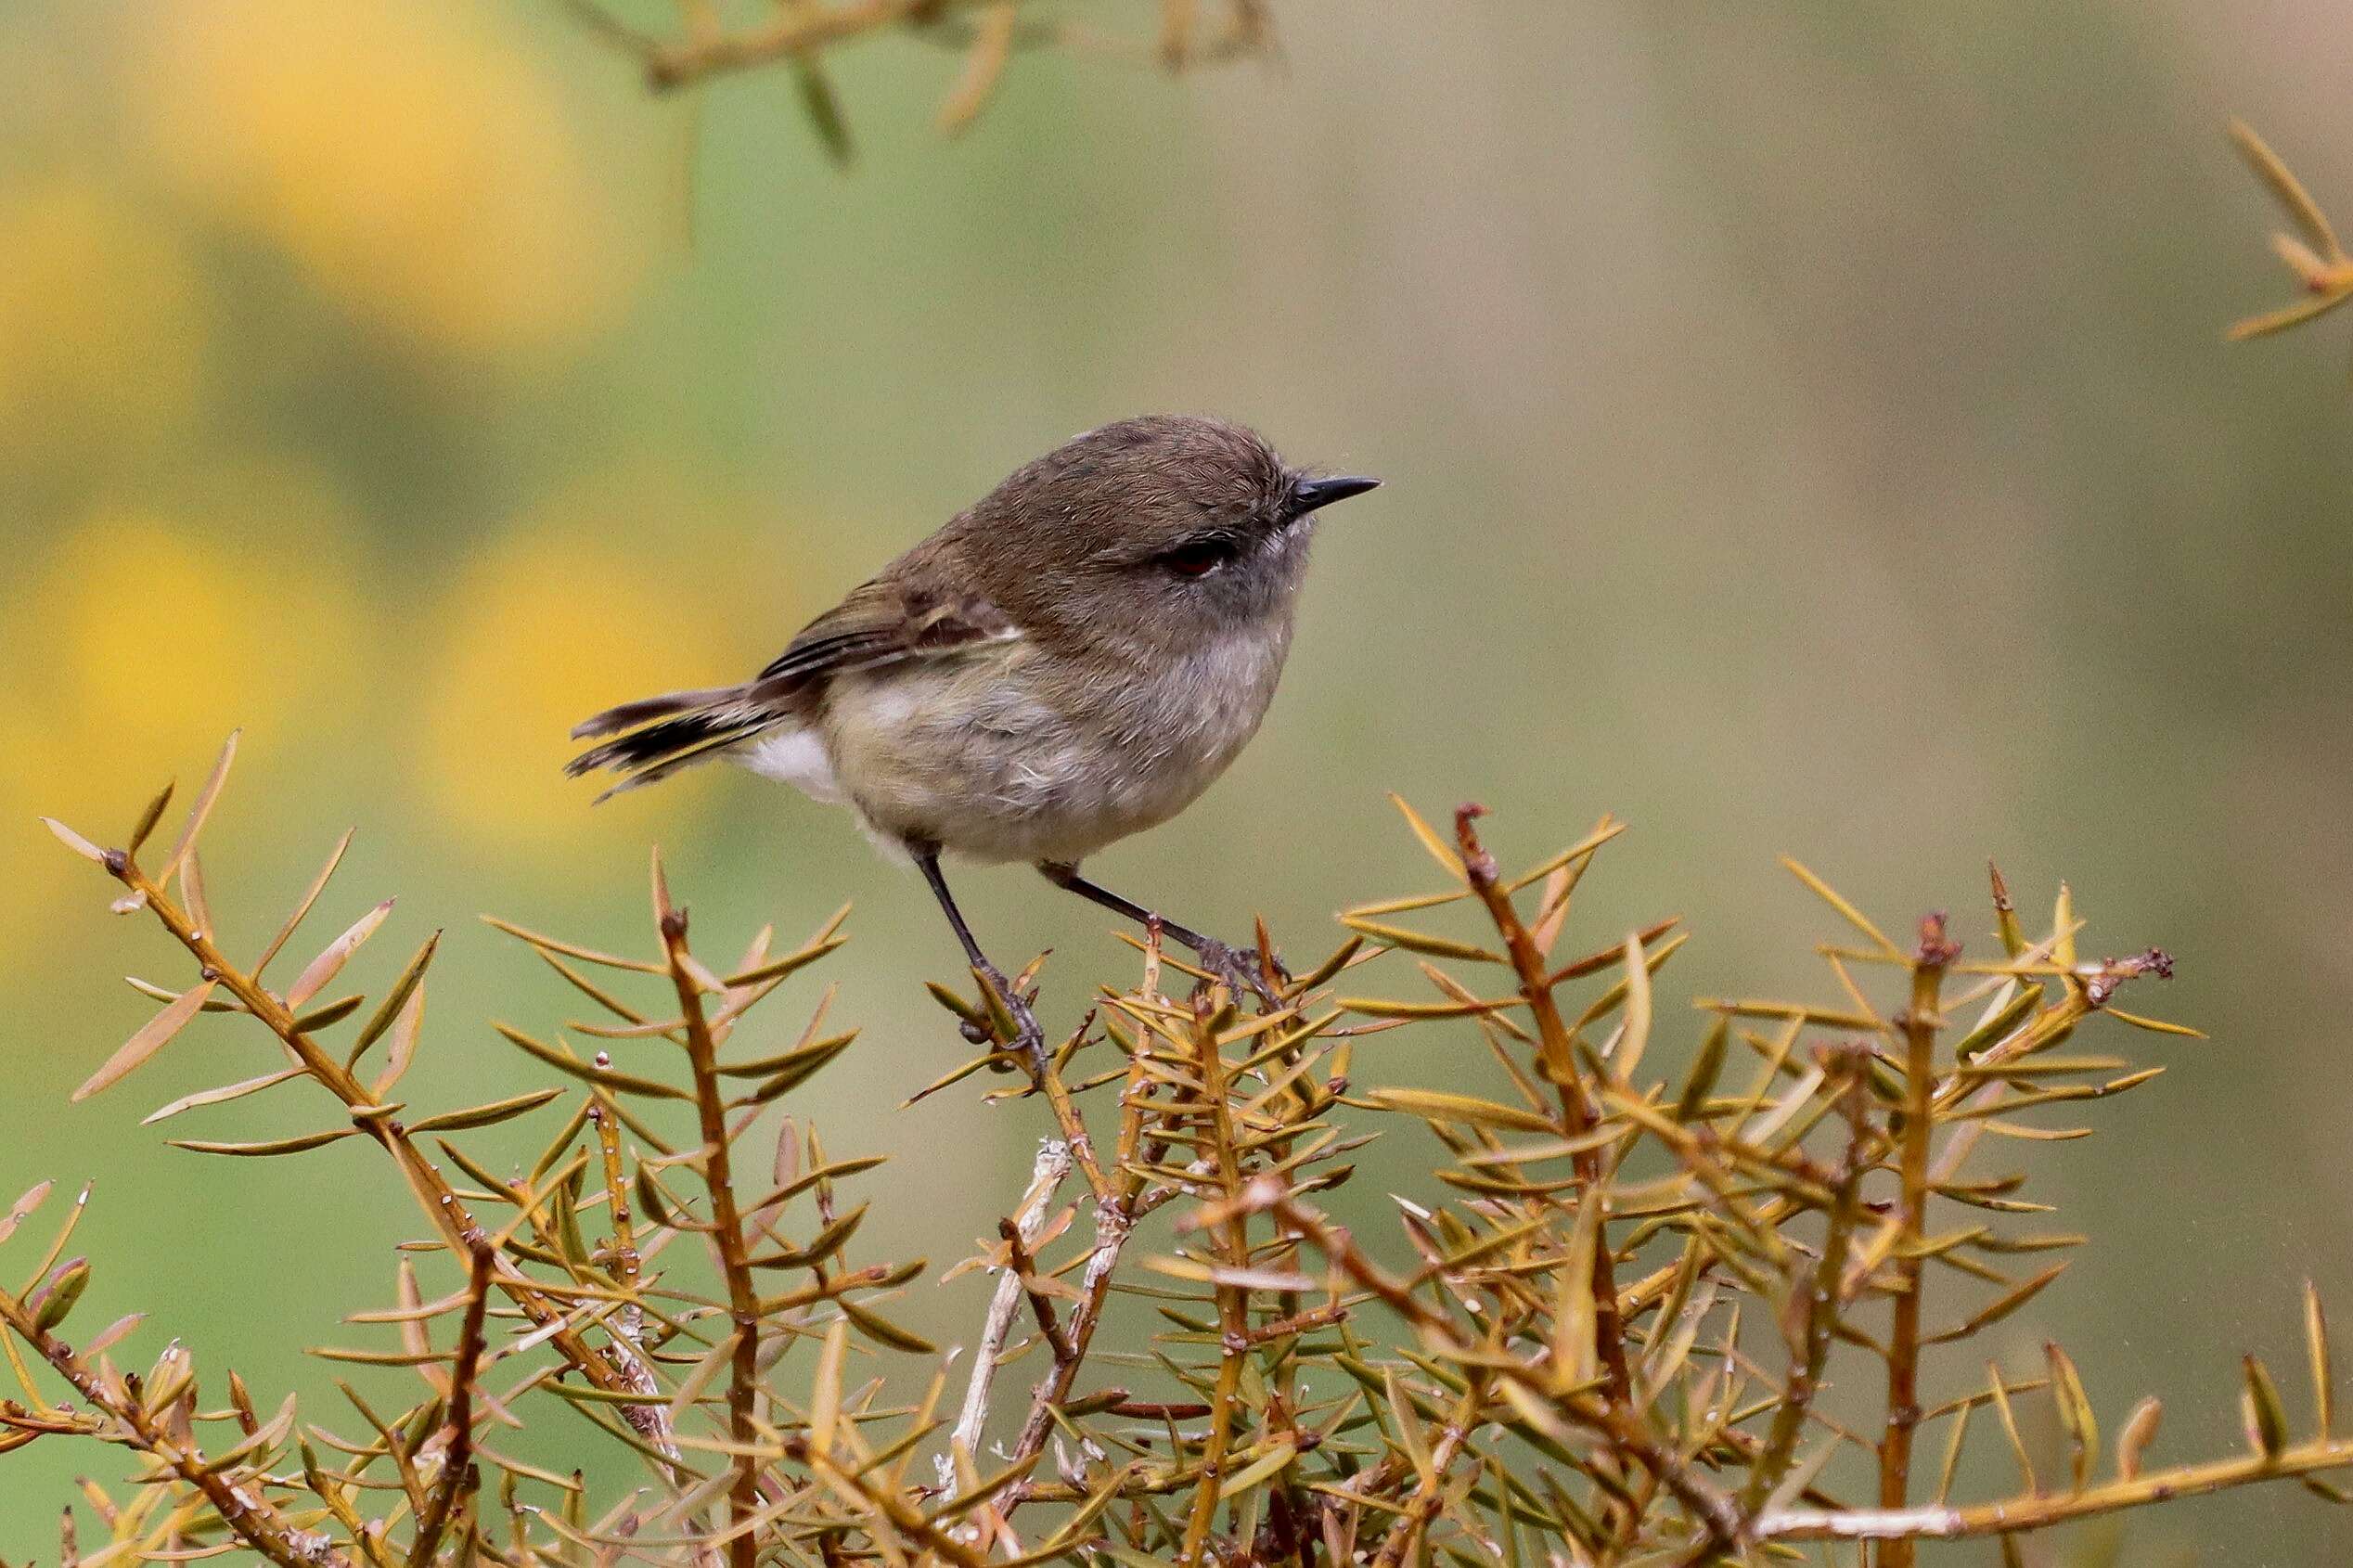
[6,734,2345,1568]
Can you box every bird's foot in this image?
[962,962,1049,1078]
[1189,935,1288,1010]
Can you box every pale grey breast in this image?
[818,623,1292,865]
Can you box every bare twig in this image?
[1878,914,1957,1565]
[1761,1430,2353,1541]
[1001,1026,1155,1503]
[1179,997,1255,1565]
[408,1244,492,1567]
[1455,805,1633,1407]
[949,1139,1072,1465]
[662,898,765,1568]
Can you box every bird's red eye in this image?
[1162,540,1231,577]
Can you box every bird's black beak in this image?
[1288,474,1382,519]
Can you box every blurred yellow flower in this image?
[127,0,644,360]
[416,517,739,851]
[32,511,367,791]
[0,176,209,458]
[0,482,368,954]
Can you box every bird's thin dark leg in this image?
[1036,862,1282,1004]
[1037,864,1215,952]
[913,843,1044,1069]
[915,844,991,970]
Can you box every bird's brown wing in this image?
[751,572,1022,700]
[567,567,1020,795]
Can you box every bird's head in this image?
[971,414,1379,646]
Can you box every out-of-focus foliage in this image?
[2227,121,2353,359]
[9,750,2349,1566]
[135,0,643,354]
[563,0,1274,137]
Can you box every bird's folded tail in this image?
[566,685,775,802]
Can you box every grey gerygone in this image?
[568,414,1378,1048]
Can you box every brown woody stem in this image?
[1179,999,1255,1565]
[1878,917,1955,1565]
[1761,1432,2353,1541]
[407,1244,492,1567]
[0,1290,346,1568]
[1455,808,1635,1407]
[663,908,764,1568]
[109,858,638,1406]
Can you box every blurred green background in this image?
[5,1,2351,1559]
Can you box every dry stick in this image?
[950,1139,1074,1465]
[105,857,654,1420]
[1008,1197,1133,1462]
[0,1290,347,1568]
[1454,807,1633,1407]
[408,1245,494,1567]
[589,1098,652,1366]
[1459,806,1686,1539]
[1000,1025,1159,1512]
[644,0,1004,87]
[1878,917,1955,1568]
[1258,1010,1324,1568]
[1757,1429,2353,1542]
[1741,1051,1872,1514]
[1005,1226,1074,1363]
[1179,998,1255,1566]
[662,908,765,1568]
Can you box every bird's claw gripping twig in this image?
[1190,935,1287,1010]
[963,963,1049,1077]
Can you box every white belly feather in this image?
[740,727,843,803]
[731,633,1285,866]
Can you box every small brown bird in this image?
[569,415,1377,1049]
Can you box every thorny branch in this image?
[15,747,2346,1568]
[948,1138,1072,1469]
[1877,913,1956,1568]
[100,852,658,1420]
[661,885,765,1568]
[406,1244,492,1568]
[0,1284,348,1568]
